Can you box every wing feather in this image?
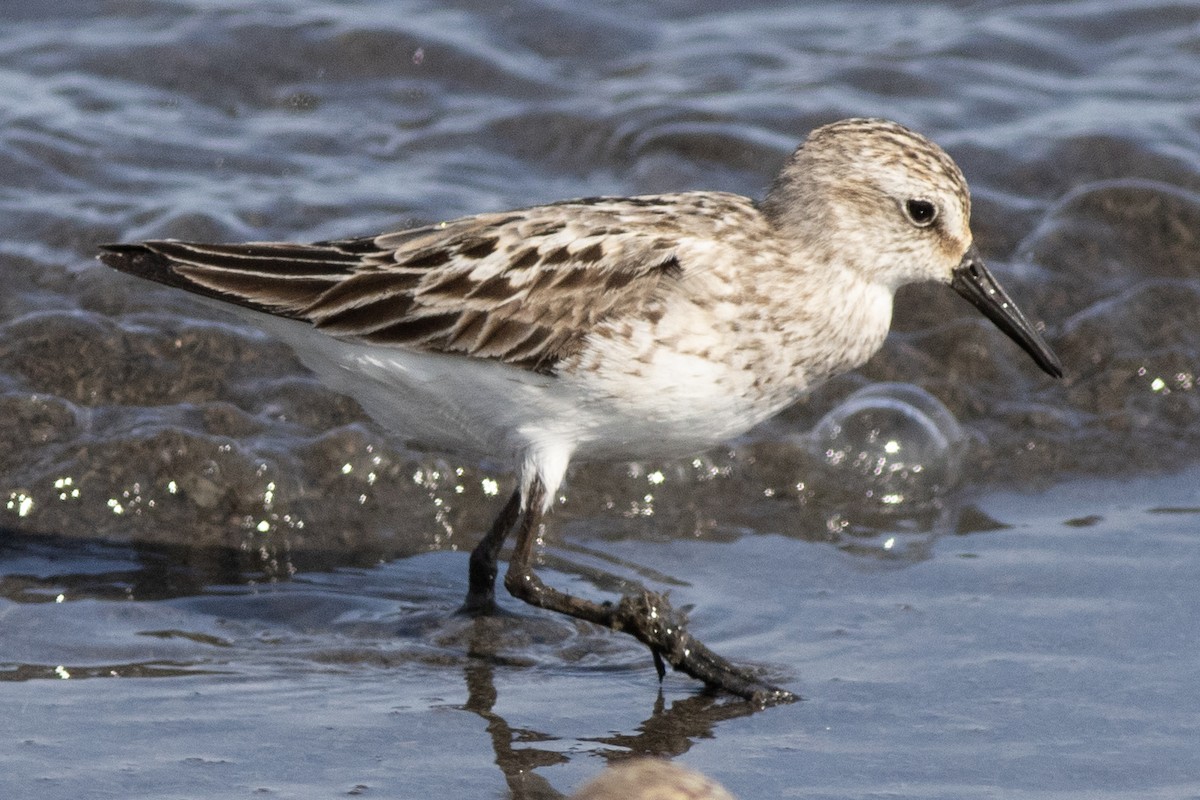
[98,194,758,373]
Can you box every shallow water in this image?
[2,1,1200,797]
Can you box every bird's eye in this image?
[904,198,938,227]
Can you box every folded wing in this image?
[98,197,707,374]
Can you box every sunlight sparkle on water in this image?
[7,491,33,517]
[54,476,79,500]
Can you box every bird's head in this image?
[763,117,1062,378]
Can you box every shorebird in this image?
[99,118,1062,705]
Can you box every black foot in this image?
[618,590,798,707]
[457,592,500,617]
[459,488,523,616]
[502,481,798,706]
[509,569,797,705]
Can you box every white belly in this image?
[254,313,785,469]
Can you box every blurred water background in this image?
[2,1,1199,797]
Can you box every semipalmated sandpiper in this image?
[99,118,1062,705]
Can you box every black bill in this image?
[950,246,1063,378]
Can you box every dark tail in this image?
[97,241,354,318]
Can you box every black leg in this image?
[459,488,522,615]
[502,477,798,707]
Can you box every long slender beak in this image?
[950,246,1063,378]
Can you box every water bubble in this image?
[807,383,964,512]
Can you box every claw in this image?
[651,648,667,682]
